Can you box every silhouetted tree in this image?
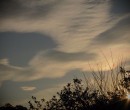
[28,66,130,110]
[0,103,27,110]
[1,66,130,110]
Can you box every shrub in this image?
[28,66,130,110]
[0,103,27,110]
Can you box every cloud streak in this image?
[21,86,36,91]
[0,0,63,20]
[91,16,130,46]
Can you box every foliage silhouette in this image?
[28,66,130,110]
[0,103,27,110]
[1,65,130,110]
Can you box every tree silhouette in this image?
[0,103,27,110]
[1,66,130,110]
[28,66,130,110]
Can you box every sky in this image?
[0,0,130,106]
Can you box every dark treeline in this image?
[0,103,27,110]
[1,66,130,110]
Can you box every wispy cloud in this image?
[0,0,130,83]
[0,59,24,83]
[21,86,36,91]
[0,1,130,105]
[0,59,9,65]
[0,0,63,20]
[90,16,130,46]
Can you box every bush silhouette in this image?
[1,65,130,110]
[28,66,130,110]
[0,103,27,110]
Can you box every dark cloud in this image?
[43,50,97,62]
[110,0,130,15]
[0,0,62,19]
[91,16,130,46]
[0,32,57,67]
[0,0,27,18]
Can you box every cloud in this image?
[0,48,98,83]
[21,86,36,91]
[0,59,23,82]
[0,68,87,105]
[90,16,130,47]
[0,32,57,67]
[110,0,130,15]
[0,59,9,65]
[1,0,129,84]
[39,50,96,62]
[0,0,129,83]
[0,0,25,19]
[0,0,63,20]
[25,50,98,80]
[0,0,113,53]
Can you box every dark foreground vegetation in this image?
[1,65,130,110]
[0,103,27,110]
